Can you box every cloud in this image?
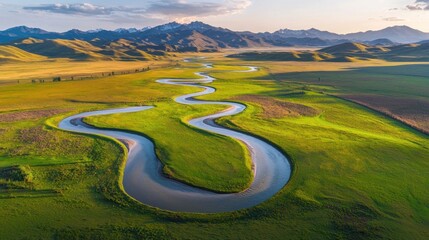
[144,0,251,22]
[23,3,121,16]
[406,0,429,11]
[22,1,252,22]
[382,17,405,22]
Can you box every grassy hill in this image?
[12,38,107,60]
[230,42,429,62]
[99,39,157,61]
[321,42,429,61]
[228,51,334,62]
[8,36,429,63]
[384,43,429,61]
[0,45,47,62]
[321,42,369,54]
[320,42,387,54]
[8,38,171,61]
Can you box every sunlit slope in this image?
[0,45,47,62]
[100,39,156,61]
[11,38,169,61]
[320,42,429,61]
[227,51,334,62]
[319,42,388,61]
[230,42,429,62]
[12,38,110,60]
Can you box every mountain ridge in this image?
[1,22,429,57]
[1,22,428,46]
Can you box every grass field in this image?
[0,55,428,239]
[214,56,429,133]
[265,63,429,133]
[85,101,253,193]
[0,60,175,84]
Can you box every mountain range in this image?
[272,26,429,43]
[1,22,429,62]
[1,22,429,49]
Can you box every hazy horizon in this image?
[1,0,429,33]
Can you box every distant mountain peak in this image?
[4,26,49,34]
[187,21,212,28]
[345,25,429,43]
[274,28,341,40]
[362,25,423,34]
[156,22,182,30]
[113,27,151,34]
[385,25,416,30]
[183,21,223,32]
[187,22,205,27]
[115,28,138,33]
[65,29,86,34]
[87,29,105,33]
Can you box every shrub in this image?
[0,165,33,183]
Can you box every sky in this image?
[1,0,429,33]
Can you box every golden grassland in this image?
[0,45,47,62]
[0,59,179,84]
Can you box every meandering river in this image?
[58,64,291,213]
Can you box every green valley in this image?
[0,53,428,239]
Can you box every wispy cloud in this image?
[22,1,252,22]
[23,3,123,16]
[382,17,405,22]
[406,0,429,11]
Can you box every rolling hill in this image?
[5,35,429,63]
[229,42,429,62]
[8,38,170,61]
[226,51,334,62]
[0,45,47,62]
[11,38,108,60]
[383,43,429,61]
[319,42,429,61]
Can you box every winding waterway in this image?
[58,64,291,213]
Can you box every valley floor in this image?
[0,55,428,239]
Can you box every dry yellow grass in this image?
[0,109,67,123]
[0,66,195,112]
[0,60,173,83]
[341,94,429,134]
[234,95,319,118]
[0,46,47,62]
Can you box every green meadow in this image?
[85,101,253,193]
[0,57,428,239]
